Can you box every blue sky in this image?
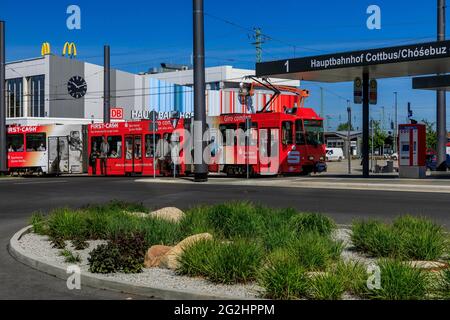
[0,0,447,130]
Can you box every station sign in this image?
[369,79,377,105]
[354,77,362,104]
[110,107,124,120]
[131,110,193,120]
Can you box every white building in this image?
[5,54,300,126]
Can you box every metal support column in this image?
[103,45,111,123]
[193,0,208,182]
[362,71,370,177]
[0,21,6,174]
[347,101,352,174]
[437,0,447,170]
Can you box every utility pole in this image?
[347,100,352,174]
[320,87,324,119]
[394,92,398,154]
[103,45,111,123]
[252,27,264,63]
[0,21,6,174]
[437,0,447,170]
[193,0,208,182]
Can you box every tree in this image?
[421,119,437,151]
[369,120,387,151]
[336,122,354,131]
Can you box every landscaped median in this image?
[9,201,450,300]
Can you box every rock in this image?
[149,207,185,223]
[159,233,213,270]
[407,261,448,271]
[144,245,173,268]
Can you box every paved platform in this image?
[137,175,450,194]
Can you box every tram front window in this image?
[304,120,324,146]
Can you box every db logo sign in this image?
[110,108,123,120]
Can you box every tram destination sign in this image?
[256,40,450,82]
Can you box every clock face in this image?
[67,76,87,99]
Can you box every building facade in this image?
[5,53,302,126]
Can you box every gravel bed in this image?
[18,233,263,299]
[17,228,376,300]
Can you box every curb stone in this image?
[8,226,257,300]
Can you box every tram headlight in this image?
[319,156,325,161]
[308,156,314,161]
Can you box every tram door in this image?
[124,135,143,174]
[48,136,70,175]
[258,128,279,175]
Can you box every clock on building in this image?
[67,75,87,99]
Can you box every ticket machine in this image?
[398,124,426,178]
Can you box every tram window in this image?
[107,136,122,158]
[282,121,293,145]
[26,133,46,152]
[134,136,142,160]
[145,134,161,158]
[91,137,103,153]
[295,120,306,145]
[219,124,237,145]
[125,136,133,160]
[237,122,258,146]
[7,134,24,152]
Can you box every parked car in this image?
[426,152,450,171]
[326,148,344,161]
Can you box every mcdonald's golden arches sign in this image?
[41,42,51,56]
[62,42,77,58]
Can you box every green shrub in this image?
[309,273,345,300]
[351,220,401,257]
[138,217,182,247]
[47,208,88,240]
[59,249,81,263]
[393,216,447,260]
[178,239,263,284]
[331,261,368,297]
[369,259,430,300]
[30,213,48,235]
[206,202,262,239]
[179,206,213,237]
[291,213,335,236]
[290,233,343,271]
[88,243,121,273]
[112,233,147,273]
[88,233,147,274]
[258,249,309,300]
[260,208,298,252]
[351,217,447,260]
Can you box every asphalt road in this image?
[1,176,450,299]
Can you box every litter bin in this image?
[384,160,394,173]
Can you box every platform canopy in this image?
[256,40,450,82]
[412,74,450,91]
